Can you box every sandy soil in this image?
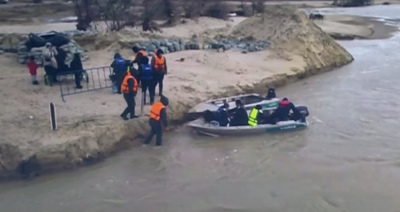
[0,5,356,178]
[313,15,399,39]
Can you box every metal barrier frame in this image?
[59,66,112,102]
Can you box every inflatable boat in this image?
[188,105,310,137]
[187,93,280,119]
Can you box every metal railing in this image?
[58,65,146,116]
[58,66,113,102]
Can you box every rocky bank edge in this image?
[0,6,354,179]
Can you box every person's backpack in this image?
[141,64,152,80]
[114,59,126,72]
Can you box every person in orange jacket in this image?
[143,95,169,146]
[151,49,167,96]
[120,67,139,120]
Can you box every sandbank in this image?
[313,15,399,40]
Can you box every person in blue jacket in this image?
[110,53,127,94]
[215,102,230,127]
[139,56,155,104]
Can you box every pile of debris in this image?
[132,39,199,56]
[132,37,270,56]
[16,31,89,66]
[204,38,271,52]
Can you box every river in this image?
[1,6,400,212]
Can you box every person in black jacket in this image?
[268,98,301,124]
[230,100,248,126]
[216,103,230,127]
[143,95,169,146]
[266,87,276,100]
[69,53,83,89]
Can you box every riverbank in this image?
[0,5,354,179]
[313,14,399,40]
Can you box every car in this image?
[0,0,9,4]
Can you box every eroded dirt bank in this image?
[0,6,353,179]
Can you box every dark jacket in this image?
[70,53,83,71]
[139,64,153,80]
[216,106,230,127]
[231,106,248,126]
[133,51,146,65]
[269,100,300,123]
[110,56,127,74]
[126,77,137,96]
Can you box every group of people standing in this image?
[112,46,168,120]
[26,42,84,89]
[112,46,169,147]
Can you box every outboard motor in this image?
[296,106,309,117]
[295,106,309,123]
[288,106,309,123]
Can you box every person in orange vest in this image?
[131,46,146,66]
[143,95,169,146]
[120,67,139,120]
[151,49,167,96]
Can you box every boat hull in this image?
[188,118,308,137]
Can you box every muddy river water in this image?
[1,6,400,212]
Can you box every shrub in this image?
[205,2,230,19]
[183,1,202,18]
[252,0,265,14]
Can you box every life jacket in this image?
[114,58,126,72]
[140,64,152,80]
[133,50,146,60]
[153,54,165,71]
[120,72,138,94]
[248,108,259,126]
[149,101,165,121]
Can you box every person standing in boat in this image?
[266,87,276,100]
[230,100,248,126]
[248,105,263,126]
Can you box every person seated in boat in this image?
[248,105,263,126]
[268,98,303,124]
[215,102,230,127]
[230,100,248,126]
[266,87,276,100]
